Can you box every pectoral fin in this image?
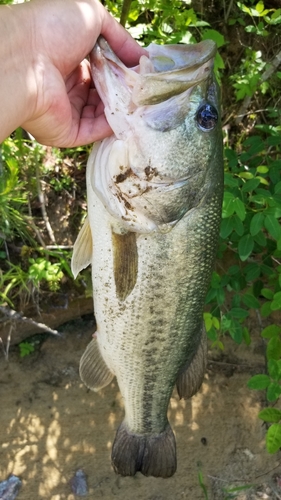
[176,329,207,399]
[71,217,92,279]
[112,230,138,302]
[80,338,114,391]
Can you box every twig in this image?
[208,360,258,368]
[235,49,281,125]
[255,462,281,479]
[120,0,132,27]
[0,324,13,360]
[45,245,73,250]
[35,155,56,244]
[224,0,234,24]
[27,197,46,248]
[272,488,281,500]
[0,306,61,336]
[207,475,237,483]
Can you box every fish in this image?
[71,36,223,478]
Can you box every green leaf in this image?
[266,423,281,453]
[230,307,249,319]
[238,234,254,261]
[233,198,246,221]
[222,191,235,218]
[242,293,260,309]
[242,327,251,346]
[247,374,270,390]
[271,291,281,311]
[254,231,267,247]
[229,321,243,344]
[224,150,238,169]
[250,212,264,236]
[267,336,281,360]
[220,217,234,238]
[261,263,274,276]
[241,178,260,192]
[256,165,268,174]
[212,316,220,330]
[207,326,217,342]
[216,287,225,306]
[202,29,225,47]
[261,301,273,317]
[261,288,274,300]
[261,324,281,338]
[259,408,281,423]
[268,359,281,380]
[239,171,254,179]
[228,265,240,275]
[232,215,244,236]
[204,313,213,332]
[245,263,260,281]
[267,382,281,402]
[264,215,281,240]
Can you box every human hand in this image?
[0,0,146,147]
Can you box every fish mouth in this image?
[90,36,216,109]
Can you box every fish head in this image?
[90,37,222,233]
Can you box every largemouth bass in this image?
[71,36,223,478]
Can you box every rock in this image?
[0,475,22,500]
[70,469,88,496]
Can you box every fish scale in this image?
[71,36,223,478]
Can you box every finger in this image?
[65,60,91,94]
[81,100,105,119]
[101,10,147,67]
[86,88,102,107]
[73,114,112,147]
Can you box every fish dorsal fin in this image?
[71,217,92,279]
[176,329,207,399]
[111,230,138,302]
[79,338,114,391]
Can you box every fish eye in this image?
[196,103,218,131]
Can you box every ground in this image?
[0,317,280,500]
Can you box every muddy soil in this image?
[0,318,280,500]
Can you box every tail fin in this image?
[111,421,176,478]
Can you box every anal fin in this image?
[71,216,92,279]
[176,329,207,399]
[79,338,114,391]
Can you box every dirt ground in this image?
[0,317,281,500]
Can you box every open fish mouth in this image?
[91,36,217,118]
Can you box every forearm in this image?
[0,3,36,142]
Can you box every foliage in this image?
[19,341,35,358]
[248,324,281,454]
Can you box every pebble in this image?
[70,469,88,496]
[0,475,22,500]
